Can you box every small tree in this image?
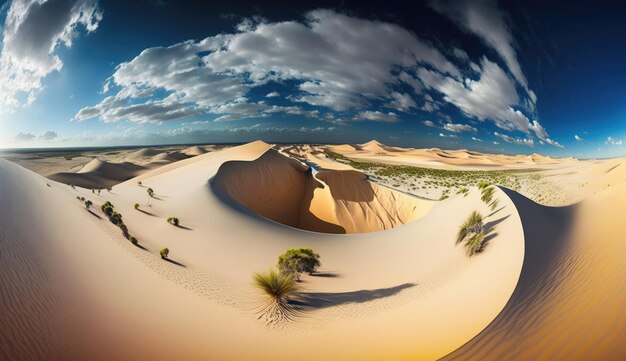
[277,248,321,280]
[107,186,112,192]
[137,181,142,187]
[160,248,169,259]
[84,200,93,209]
[130,236,138,245]
[167,217,180,226]
[134,203,140,210]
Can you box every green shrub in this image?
[457,211,483,244]
[477,181,490,190]
[457,211,486,256]
[253,269,299,324]
[84,200,93,209]
[481,186,495,204]
[277,248,321,280]
[160,248,169,259]
[167,217,180,226]
[254,269,298,301]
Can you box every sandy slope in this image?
[212,148,434,233]
[442,186,626,360]
[0,141,525,360]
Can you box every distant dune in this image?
[328,139,578,168]
[150,151,190,163]
[182,146,208,156]
[128,148,162,158]
[48,159,147,188]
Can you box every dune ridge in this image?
[442,186,626,360]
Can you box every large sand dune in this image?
[212,148,434,233]
[443,186,626,360]
[1,140,624,360]
[0,141,526,360]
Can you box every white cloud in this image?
[354,111,398,123]
[75,9,460,123]
[494,131,534,147]
[41,130,58,140]
[13,132,36,142]
[439,132,458,138]
[452,47,469,60]
[493,141,499,145]
[387,92,417,112]
[471,136,483,142]
[422,119,436,127]
[0,0,102,109]
[431,0,532,99]
[443,122,476,133]
[266,91,280,98]
[575,134,582,141]
[606,136,623,146]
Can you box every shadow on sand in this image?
[137,208,157,217]
[291,283,416,310]
[163,257,186,267]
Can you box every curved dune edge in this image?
[0,141,525,360]
[211,148,436,234]
[441,186,626,360]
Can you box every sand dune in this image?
[2,140,624,360]
[327,140,578,168]
[443,186,626,360]
[213,149,434,233]
[128,148,162,158]
[48,158,147,188]
[150,151,190,163]
[182,145,209,156]
[0,141,526,360]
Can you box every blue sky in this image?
[1,0,626,158]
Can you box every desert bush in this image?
[130,236,138,245]
[277,248,321,280]
[160,248,169,259]
[84,200,93,209]
[110,211,123,225]
[457,211,486,256]
[146,188,154,206]
[167,217,180,226]
[253,269,299,324]
[477,181,490,190]
[137,181,142,186]
[481,186,495,204]
[457,211,483,244]
[134,203,140,210]
[107,187,112,192]
[101,201,114,216]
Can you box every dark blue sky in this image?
[1,0,626,158]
